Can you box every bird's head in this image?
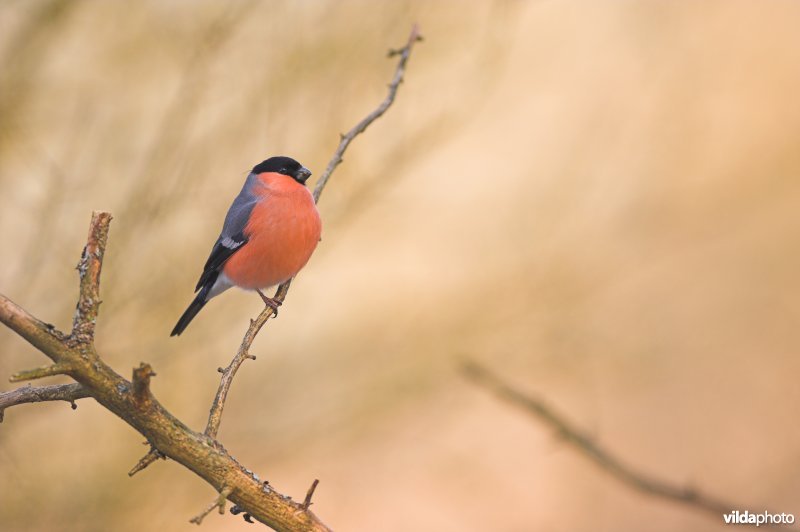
[252,156,312,185]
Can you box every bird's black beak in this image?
[296,166,312,184]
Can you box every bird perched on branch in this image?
[171,156,322,336]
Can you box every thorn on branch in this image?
[190,486,234,525]
[132,363,156,405]
[301,479,320,510]
[9,362,73,383]
[128,447,165,477]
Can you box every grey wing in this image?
[220,173,262,237]
[194,173,261,292]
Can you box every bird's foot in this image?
[256,289,282,317]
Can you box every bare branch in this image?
[9,362,73,382]
[190,486,234,525]
[206,24,423,438]
[0,383,89,422]
[461,360,737,518]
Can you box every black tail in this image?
[171,284,211,336]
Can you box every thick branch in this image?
[0,383,89,422]
[0,213,330,532]
[207,24,423,438]
[461,360,737,517]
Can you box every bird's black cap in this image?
[252,156,312,184]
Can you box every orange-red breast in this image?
[171,156,321,336]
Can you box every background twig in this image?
[461,359,737,518]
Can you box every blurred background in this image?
[2,0,800,530]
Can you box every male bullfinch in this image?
[171,156,322,336]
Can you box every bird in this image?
[171,156,322,336]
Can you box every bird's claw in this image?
[256,290,282,317]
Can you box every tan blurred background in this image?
[2,0,800,530]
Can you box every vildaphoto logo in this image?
[723,510,795,527]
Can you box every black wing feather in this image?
[194,231,248,291]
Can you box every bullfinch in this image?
[171,156,322,336]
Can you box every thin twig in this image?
[313,23,422,203]
[0,382,89,422]
[461,360,737,518]
[204,280,291,438]
[205,24,423,438]
[9,362,73,382]
[190,486,234,525]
